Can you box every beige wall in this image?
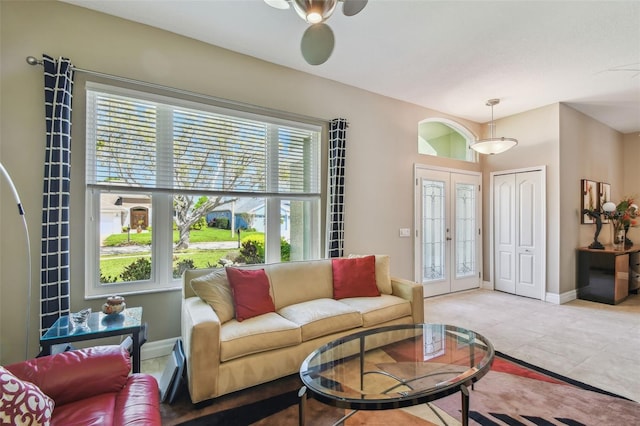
[481,104,560,292]
[623,132,640,244]
[0,1,481,364]
[482,104,630,297]
[559,104,626,294]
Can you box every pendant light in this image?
[470,99,518,155]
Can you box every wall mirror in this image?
[418,118,477,162]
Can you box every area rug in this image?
[163,352,639,426]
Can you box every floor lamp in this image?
[0,163,32,360]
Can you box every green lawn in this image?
[103,227,262,246]
[100,227,263,280]
[100,248,238,280]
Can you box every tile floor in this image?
[142,289,640,403]
[424,289,640,402]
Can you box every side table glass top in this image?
[299,323,494,409]
[41,307,143,340]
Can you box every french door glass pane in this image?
[455,183,476,278]
[422,180,445,282]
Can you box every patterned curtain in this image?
[40,55,74,334]
[327,118,348,258]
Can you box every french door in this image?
[415,167,481,297]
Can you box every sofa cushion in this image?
[278,298,363,341]
[266,259,334,309]
[332,256,380,299]
[190,269,235,323]
[226,268,275,322]
[338,295,412,327]
[348,254,393,294]
[51,393,115,426]
[220,313,301,361]
[0,366,54,425]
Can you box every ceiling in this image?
[62,0,640,133]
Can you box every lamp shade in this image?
[470,137,518,155]
[471,99,518,155]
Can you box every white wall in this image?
[0,1,481,364]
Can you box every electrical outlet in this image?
[399,228,411,237]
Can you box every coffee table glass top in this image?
[299,323,494,409]
[41,307,143,340]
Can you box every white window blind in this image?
[86,88,321,197]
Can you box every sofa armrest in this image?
[182,296,222,403]
[5,345,130,406]
[391,277,424,324]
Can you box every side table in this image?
[40,307,145,373]
[576,246,640,304]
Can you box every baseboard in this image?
[141,337,179,360]
[545,290,577,305]
[481,280,493,290]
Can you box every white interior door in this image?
[415,167,481,297]
[494,170,545,299]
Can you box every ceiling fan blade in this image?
[264,0,290,10]
[300,23,335,65]
[342,0,367,16]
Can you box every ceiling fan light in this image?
[307,11,323,23]
[292,0,337,24]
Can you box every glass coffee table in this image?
[299,323,494,426]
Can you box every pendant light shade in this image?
[471,99,518,155]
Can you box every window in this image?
[85,83,323,297]
[418,119,477,162]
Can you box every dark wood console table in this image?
[576,245,640,305]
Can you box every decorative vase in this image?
[624,224,633,247]
[102,295,126,315]
[612,226,625,251]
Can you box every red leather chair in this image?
[4,345,161,425]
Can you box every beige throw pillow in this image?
[347,254,392,294]
[190,269,235,323]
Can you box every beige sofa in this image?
[181,256,424,404]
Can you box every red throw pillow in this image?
[332,255,380,299]
[226,268,275,322]
[0,366,55,425]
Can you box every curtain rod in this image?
[25,55,334,126]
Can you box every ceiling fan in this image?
[265,0,368,65]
